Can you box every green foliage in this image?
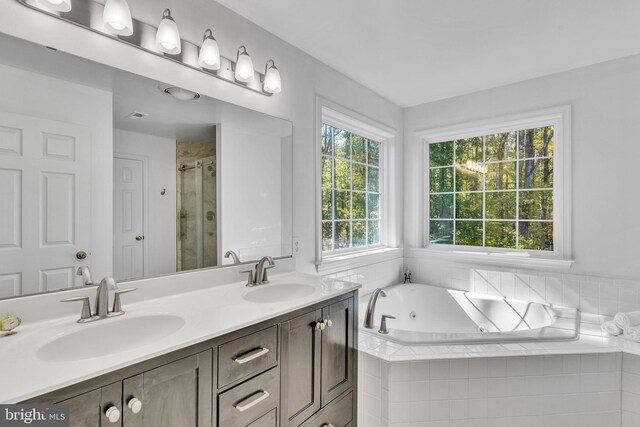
[428,126,555,251]
[430,141,453,167]
[485,221,516,248]
[429,220,453,244]
[455,137,483,164]
[430,167,454,193]
[455,221,483,246]
[456,193,483,219]
[321,123,382,252]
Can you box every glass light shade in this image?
[102,0,133,36]
[235,51,254,83]
[155,9,181,54]
[198,33,221,70]
[38,0,72,12]
[263,66,282,93]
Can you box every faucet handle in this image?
[61,296,93,322]
[112,288,137,314]
[261,263,275,284]
[240,269,255,287]
[378,314,396,335]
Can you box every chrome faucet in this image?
[224,250,241,264]
[363,288,387,329]
[77,266,94,286]
[241,256,276,287]
[62,277,136,323]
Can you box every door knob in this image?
[75,251,87,260]
[135,235,144,241]
[105,406,120,423]
[128,397,143,414]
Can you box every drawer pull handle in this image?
[234,347,270,364]
[322,424,335,427]
[234,390,270,412]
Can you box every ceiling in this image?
[216,0,640,107]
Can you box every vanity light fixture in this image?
[102,0,133,36]
[198,29,221,70]
[18,0,282,96]
[234,46,254,83]
[38,0,71,12]
[155,9,181,54]
[262,60,282,94]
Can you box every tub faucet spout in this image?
[364,288,387,329]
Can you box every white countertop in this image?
[0,272,360,403]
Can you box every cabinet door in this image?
[280,309,322,427]
[123,350,213,427]
[60,382,122,427]
[321,298,354,407]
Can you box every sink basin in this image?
[37,314,185,362]
[243,284,315,303]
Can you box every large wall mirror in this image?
[0,34,293,298]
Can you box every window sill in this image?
[316,247,403,274]
[408,248,574,270]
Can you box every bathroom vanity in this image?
[7,274,358,427]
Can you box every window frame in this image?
[418,106,572,263]
[315,97,397,267]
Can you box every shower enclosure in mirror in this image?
[0,33,293,297]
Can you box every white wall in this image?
[218,122,284,262]
[0,63,113,281]
[404,53,640,281]
[0,0,404,275]
[113,129,177,277]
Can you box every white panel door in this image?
[0,112,91,297]
[113,157,144,281]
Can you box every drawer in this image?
[218,325,278,388]
[218,367,279,427]
[299,391,352,427]
[247,408,277,427]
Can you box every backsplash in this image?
[404,257,640,317]
[322,257,404,295]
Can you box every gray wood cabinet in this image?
[29,291,358,427]
[61,382,122,427]
[123,350,212,427]
[281,297,355,427]
[280,309,322,427]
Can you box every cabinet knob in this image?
[316,320,324,330]
[325,319,333,327]
[128,397,143,414]
[105,406,121,423]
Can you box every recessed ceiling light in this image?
[160,84,201,101]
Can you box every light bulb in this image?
[103,0,133,36]
[263,60,282,94]
[155,9,181,54]
[198,29,221,70]
[234,46,254,83]
[38,0,71,12]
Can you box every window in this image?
[423,107,571,259]
[321,123,382,253]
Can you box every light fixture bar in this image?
[17,0,273,96]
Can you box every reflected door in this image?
[113,157,144,281]
[0,112,91,297]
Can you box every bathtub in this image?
[358,283,580,345]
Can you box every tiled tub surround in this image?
[404,256,640,317]
[623,353,640,426]
[359,351,623,427]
